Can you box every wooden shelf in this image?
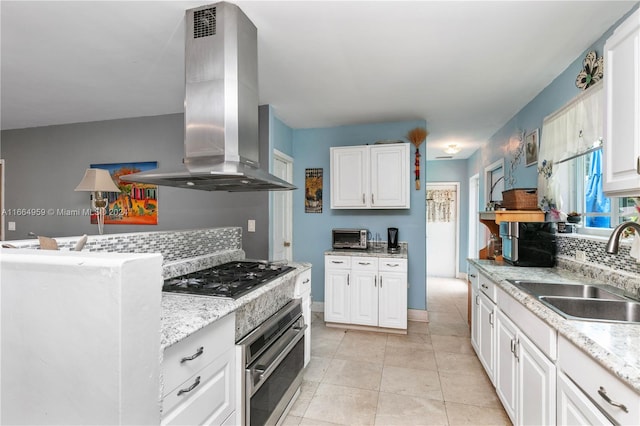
[479,210,545,224]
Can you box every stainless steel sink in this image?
[508,280,626,301]
[539,296,640,323]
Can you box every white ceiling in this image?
[1,1,637,160]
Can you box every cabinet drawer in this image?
[558,336,640,425]
[378,258,407,272]
[496,286,557,360]
[351,257,378,271]
[325,255,351,269]
[162,314,234,397]
[162,347,235,425]
[468,264,479,291]
[478,273,496,303]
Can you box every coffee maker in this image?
[387,227,399,253]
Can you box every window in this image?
[562,149,637,236]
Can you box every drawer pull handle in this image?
[332,260,344,264]
[180,346,204,363]
[481,284,488,289]
[598,386,629,413]
[177,376,201,396]
[470,274,477,278]
[303,278,310,284]
[386,263,400,267]
[358,262,371,265]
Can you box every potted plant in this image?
[567,212,582,223]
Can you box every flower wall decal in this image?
[575,51,603,90]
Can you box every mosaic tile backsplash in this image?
[556,233,640,296]
[6,227,242,264]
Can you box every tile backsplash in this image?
[556,233,640,295]
[5,227,242,264]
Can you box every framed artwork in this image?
[305,168,323,213]
[525,129,539,167]
[90,161,158,225]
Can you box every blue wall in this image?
[291,120,428,310]
[471,5,639,201]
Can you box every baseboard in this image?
[310,302,428,323]
[408,309,428,323]
[311,301,324,313]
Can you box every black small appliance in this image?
[387,227,399,252]
[499,221,556,267]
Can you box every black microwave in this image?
[332,229,368,250]
[499,222,556,267]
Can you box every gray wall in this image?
[0,113,270,259]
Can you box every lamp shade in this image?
[75,168,121,192]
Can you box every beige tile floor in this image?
[283,277,511,426]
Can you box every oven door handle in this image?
[249,323,307,393]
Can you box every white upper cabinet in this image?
[331,144,410,209]
[603,8,640,196]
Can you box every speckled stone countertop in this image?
[468,258,640,394]
[325,242,408,259]
[160,262,312,350]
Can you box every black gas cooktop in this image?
[162,260,295,299]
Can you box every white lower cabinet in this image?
[495,309,555,425]
[471,269,558,425]
[558,335,640,425]
[470,271,496,384]
[495,309,518,422]
[378,260,408,329]
[325,255,407,330]
[557,371,612,425]
[161,313,235,426]
[517,331,556,425]
[476,291,496,384]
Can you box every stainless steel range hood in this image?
[122,2,295,191]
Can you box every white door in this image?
[426,183,459,277]
[272,151,293,262]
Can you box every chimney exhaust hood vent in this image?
[122,2,295,192]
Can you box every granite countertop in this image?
[160,262,311,350]
[469,258,640,393]
[325,242,408,259]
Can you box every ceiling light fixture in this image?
[444,144,461,155]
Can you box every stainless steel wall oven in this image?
[237,299,306,425]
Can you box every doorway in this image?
[272,150,293,262]
[1,159,4,241]
[468,174,480,259]
[426,182,460,278]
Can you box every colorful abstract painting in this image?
[90,161,158,225]
[305,168,323,213]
